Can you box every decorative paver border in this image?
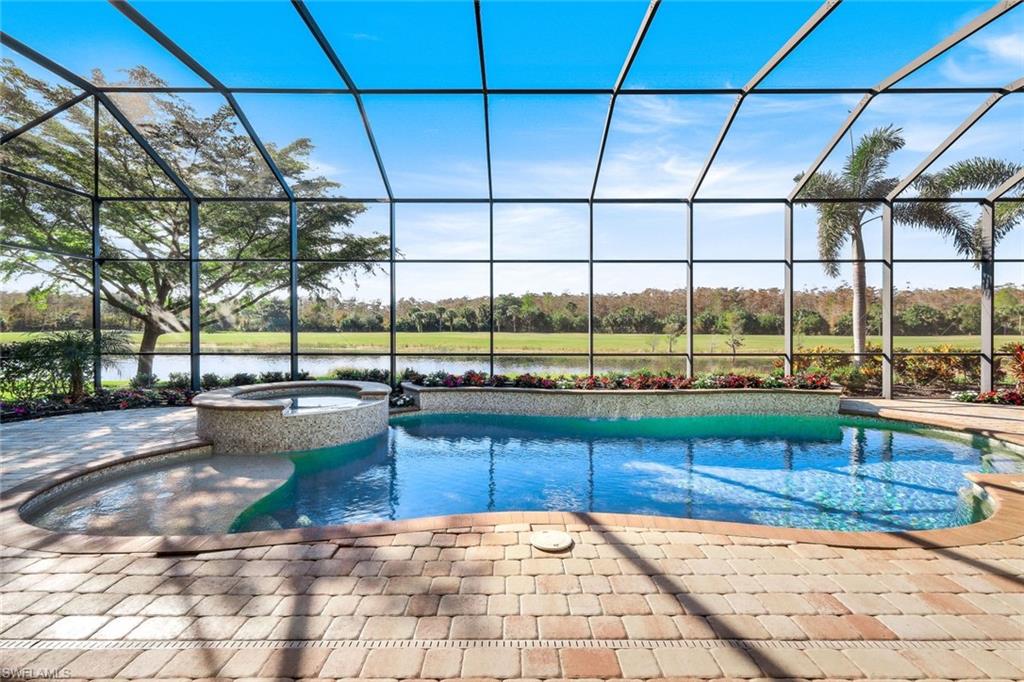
[2,637,1021,651]
[3,404,1022,554]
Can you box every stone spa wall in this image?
[401,383,842,418]
[194,380,391,454]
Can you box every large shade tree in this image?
[1,60,389,378]
[797,125,1023,364]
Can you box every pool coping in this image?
[3,408,1023,555]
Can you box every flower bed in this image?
[404,369,834,391]
[1,388,196,423]
[952,389,1023,406]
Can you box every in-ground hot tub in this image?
[193,380,390,454]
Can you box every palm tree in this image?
[797,125,1022,365]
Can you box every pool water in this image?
[231,414,1016,533]
[242,390,365,411]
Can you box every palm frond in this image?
[994,200,1024,245]
[916,157,1023,198]
[893,201,975,257]
[844,125,904,196]
[793,170,858,275]
[794,168,849,201]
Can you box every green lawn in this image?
[2,330,1010,354]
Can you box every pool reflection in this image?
[231,414,995,533]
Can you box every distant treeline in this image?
[3,285,1023,337]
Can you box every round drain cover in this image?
[530,530,573,552]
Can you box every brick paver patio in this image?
[2,403,1022,680]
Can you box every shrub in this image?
[201,373,225,390]
[331,367,391,383]
[0,330,133,401]
[0,339,56,402]
[129,373,157,389]
[829,366,868,392]
[165,372,191,390]
[1,387,196,423]
[228,372,259,387]
[894,347,979,388]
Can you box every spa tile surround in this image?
[193,380,390,454]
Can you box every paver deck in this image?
[1,401,1022,680]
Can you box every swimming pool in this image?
[26,414,1019,535]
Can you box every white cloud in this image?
[936,24,1024,86]
[979,31,1024,62]
[493,204,589,258]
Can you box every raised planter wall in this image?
[400,383,842,418]
[194,380,390,454]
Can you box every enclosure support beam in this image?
[289,201,299,380]
[389,203,397,387]
[110,0,295,201]
[1,92,91,145]
[91,85,1012,96]
[987,167,1024,201]
[91,200,102,392]
[293,0,394,201]
[189,199,201,391]
[588,201,596,376]
[784,202,794,375]
[881,202,894,399]
[0,166,94,200]
[92,95,102,392]
[790,0,1021,201]
[1,32,195,200]
[980,201,996,393]
[590,0,660,199]
[887,77,1024,200]
[685,203,694,378]
[689,0,841,201]
[474,0,496,377]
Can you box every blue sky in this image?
[2,0,1022,298]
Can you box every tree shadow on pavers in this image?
[564,512,807,679]
[893,518,1024,587]
[252,549,333,678]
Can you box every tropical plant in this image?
[0,330,133,401]
[46,329,134,400]
[796,125,1023,365]
[1003,343,1024,391]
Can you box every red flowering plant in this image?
[462,370,488,387]
[440,373,464,387]
[572,375,611,390]
[783,373,833,390]
[716,374,763,389]
[404,370,834,392]
[1005,343,1024,391]
[513,373,558,389]
[953,389,1023,406]
[621,373,690,390]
